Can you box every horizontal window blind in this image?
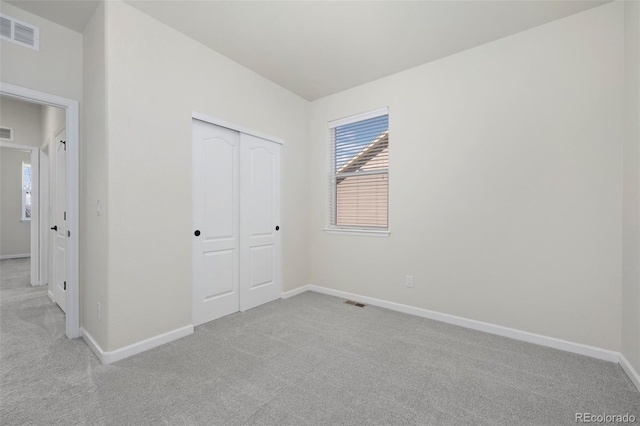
[329,109,389,229]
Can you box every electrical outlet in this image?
[406,275,414,288]
[97,302,101,321]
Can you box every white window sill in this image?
[323,227,390,238]
[20,219,31,223]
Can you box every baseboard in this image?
[306,285,620,363]
[47,290,54,303]
[619,353,640,393]
[0,253,30,260]
[81,327,105,362]
[81,324,194,364]
[281,285,310,299]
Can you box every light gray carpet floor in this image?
[1,258,639,425]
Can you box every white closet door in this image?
[192,120,240,326]
[239,133,282,311]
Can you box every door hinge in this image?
[63,281,66,290]
[60,140,66,150]
[67,231,70,237]
[64,211,66,221]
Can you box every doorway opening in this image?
[0,83,80,339]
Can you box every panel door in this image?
[53,130,66,312]
[192,120,240,326]
[239,133,282,311]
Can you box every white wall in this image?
[81,2,109,349]
[0,1,82,101]
[309,2,624,351]
[0,96,42,147]
[0,148,31,256]
[622,0,640,372]
[0,96,42,257]
[102,1,309,351]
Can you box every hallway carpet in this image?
[1,258,639,425]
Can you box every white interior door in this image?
[239,133,282,311]
[53,130,66,313]
[192,120,240,326]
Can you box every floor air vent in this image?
[345,300,366,308]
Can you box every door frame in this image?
[0,141,38,285]
[39,146,50,291]
[192,112,284,146]
[1,82,80,339]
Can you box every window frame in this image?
[325,107,390,237]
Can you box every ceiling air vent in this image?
[0,14,39,51]
[0,127,14,141]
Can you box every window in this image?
[328,108,389,232]
[22,162,31,221]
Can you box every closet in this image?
[192,118,282,326]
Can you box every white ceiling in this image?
[5,0,609,100]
